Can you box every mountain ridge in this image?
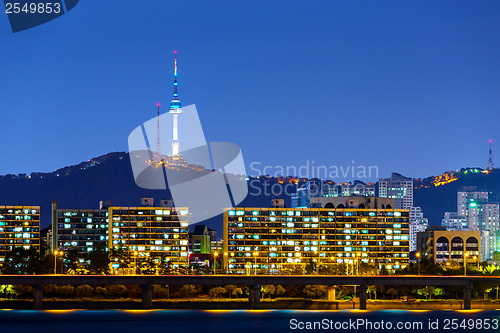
[0,152,499,234]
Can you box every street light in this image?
[53,251,59,274]
[253,251,258,275]
[134,251,138,275]
[464,253,468,276]
[415,252,421,276]
[213,252,218,275]
[314,251,318,273]
[473,256,479,269]
[356,252,362,276]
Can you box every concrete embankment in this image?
[0,298,499,310]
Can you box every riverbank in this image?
[1,298,499,310]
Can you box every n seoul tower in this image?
[169,51,182,160]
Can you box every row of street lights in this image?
[416,251,479,277]
[53,250,64,274]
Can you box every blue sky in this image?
[1,0,499,181]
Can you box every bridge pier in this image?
[463,283,473,310]
[328,287,336,301]
[141,284,153,309]
[249,285,260,309]
[359,285,367,310]
[33,285,43,310]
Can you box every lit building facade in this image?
[291,187,310,208]
[469,203,500,233]
[291,181,376,209]
[333,181,376,197]
[457,187,488,218]
[223,204,410,274]
[0,206,40,260]
[378,173,413,209]
[442,212,468,231]
[108,206,190,267]
[417,228,481,266]
[409,207,428,252]
[190,225,212,254]
[52,201,108,253]
[453,187,500,260]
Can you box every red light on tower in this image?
[490,140,493,143]
[174,50,177,54]
[157,103,160,107]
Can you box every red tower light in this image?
[157,103,160,107]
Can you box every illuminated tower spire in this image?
[169,51,182,159]
[488,140,494,170]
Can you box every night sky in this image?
[1,1,499,182]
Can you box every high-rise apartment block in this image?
[409,207,428,252]
[108,206,190,267]
[458,187,488,218]
[441,212,468,231]
[51,201,108,253]
[224,198,410,274]
[378,173,413,209]
[0,206,40,261]
[442,187,500,260]
[51,200,191,271]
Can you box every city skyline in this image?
[1,1,499,180]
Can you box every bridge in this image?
[0,275,498,310]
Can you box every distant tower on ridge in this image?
[488,140,494,170]
[169,51,182,159]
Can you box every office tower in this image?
[0,206,40,260]
[378,173,413,209]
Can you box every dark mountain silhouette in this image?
[414,168,500,225]
[0,152,498,235]
[0,152,290,235]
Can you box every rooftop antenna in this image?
[488,140,494,170]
